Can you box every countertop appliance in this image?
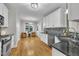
[0,15,4,25]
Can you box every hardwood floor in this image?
[10,37,52,56]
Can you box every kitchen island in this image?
[52,41,79,56]
[44,27,79,56]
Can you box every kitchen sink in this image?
[58,36,72,42]
[71,39,79,45]
[58,36,79,46]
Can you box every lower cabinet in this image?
[52,48,66,56]
[40,34,48,44]
[11,35,15,48]
[36,32,48,44]
[48,35,55,47]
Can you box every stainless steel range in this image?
[1,36,11,56]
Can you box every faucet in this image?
[69,27,77,40]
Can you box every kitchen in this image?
[0,3,79,56]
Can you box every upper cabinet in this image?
[0,3,8,27]
[68,3,79,20]
[43,7,66,28]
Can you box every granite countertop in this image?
[52,42,79,56]
[0,33,14,42]
[57,35,79,46]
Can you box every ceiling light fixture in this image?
[31,3,38,9]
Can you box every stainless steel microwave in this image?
[0,15,4,25]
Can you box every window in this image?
[25,23,33,33]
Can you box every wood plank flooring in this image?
[10,37,52,56]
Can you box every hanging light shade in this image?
[65,3,68,14]
[65,9,68,14]
[31,3,38,9]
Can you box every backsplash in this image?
[0,27,7,35]
[69,21,79,33]
[44,27,66,35]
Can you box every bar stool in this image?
[20,32,27,38]
[31,32,37,37]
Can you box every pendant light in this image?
[65,3,69,35]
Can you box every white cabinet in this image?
[43,8,64,28]
[52,48,66,56]
[0,3,8,27]
[0,42,1,56]
[36,32,48,44]
[2,4,8,27]
[41,34,48,44]
[11,35,15,48]
[39,33,48,44]
[68,4,79,20]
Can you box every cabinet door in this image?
[49,12,54,27]
[44,17,47,28]
[11,35,15,48]
[48,35,55,46]
[2,4,8,27]
[69,3,79,20]
[45,16,48,28]
[3,9,8,27]
[47,13,52,27]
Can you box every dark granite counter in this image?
[52,42,79,56]
[0,33,14,42]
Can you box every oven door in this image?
[2,40,11,56]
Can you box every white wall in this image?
[68,3,79,20]
[20,21,25,32]
[2,7,17,47]
[15,11,21,47]
[3,6,21,47]
[37,19,43,32]
[68,3,79,33]
[69,21,79,33]
[6,8,16,34]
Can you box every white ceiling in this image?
[5,3,65,22]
